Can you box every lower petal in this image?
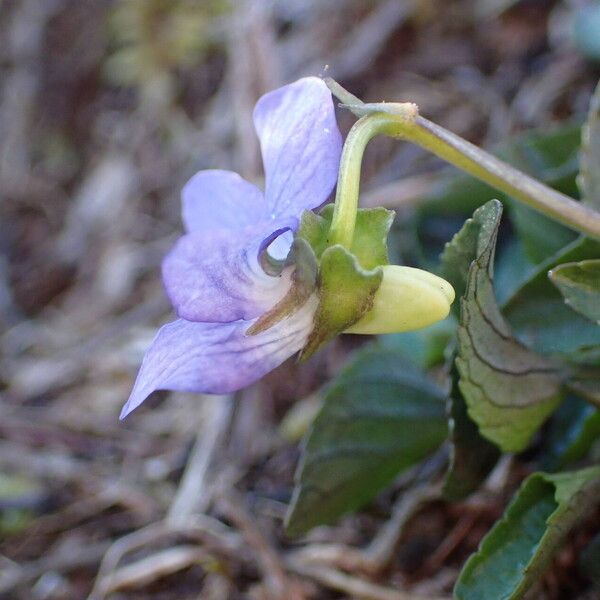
[120,296,317,419]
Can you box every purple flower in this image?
[121,77,342,418]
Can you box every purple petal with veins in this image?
[123,77,341,417]
[120,296,318,418]
[162,220,295,323]
[182,170,267,232]
[254,77,342,221]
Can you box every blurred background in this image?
[1,0,600,598]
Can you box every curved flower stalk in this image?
[121,77,454,419]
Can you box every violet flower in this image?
[121,77,342,418]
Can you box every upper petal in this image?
[120,296,317,418]
[182,169,267,232]
[253,77,342,221]
[162,221,294,323]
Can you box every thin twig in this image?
[219,491,307,600]
[93,546,209,595]
[89,516,242,600]
[291,483,441,575]
[167,395,233,524]
[286,557,450,600]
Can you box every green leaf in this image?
[549,259,600,324]
[579,80,600,207]
[443,367,500,501]
[504,237,600,363]
[501,120,581,196]
[455,466,600,600]
[455,201,561,452]
[580,532,600,587]
[438,201,503,480]
[543,394,600,470]
[301,245,382,358]
[440,199,504,318]
[506,203,577,264]
[285,346,447,536]
[493,237,537,305]
[568,370,600,408]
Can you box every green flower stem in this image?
[329,111,600,246]
[328,113,398,248]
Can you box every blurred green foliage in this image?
[105,0,229,100]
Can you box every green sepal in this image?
[295,204,394,358]
[301,245,383,359]
[297,204,395,269]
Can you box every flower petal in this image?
[181,169,267,232]
[253,77,342,220]
[120,297,317,418]
[162,221,294,323]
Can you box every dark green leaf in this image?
[501,120,581,195]
[443,367,500,501]
[439,201,504,483]
[493,237,536,306]
[549,259,600,323]
[440,199,504,318]
[543,394,600,470]
[455,201,561,452]
[504,237,600,363]
[507,203,576,264]
[580,533,600,587]
[568,371,600,408]
[578,80,600,207]
[455,466,600,600]
[285,346,447,536]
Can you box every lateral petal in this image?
[162,221,295,323]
